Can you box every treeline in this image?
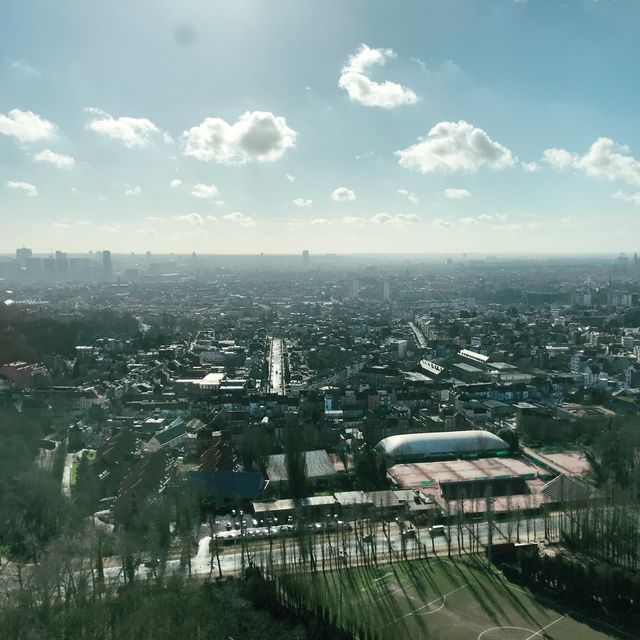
[560,503,640,571]
[0,408,71,562]
[0,308,140,365]
[503,551,640,625]
[0,575,325,640]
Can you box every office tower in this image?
[102,250,113,278]
[16,247,32,267]
[302,250,309,266]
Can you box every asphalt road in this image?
[268,337,285,395]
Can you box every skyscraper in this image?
[102,250,113,278]
[302,250,310,266]
[16,247,32,267]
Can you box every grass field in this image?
[289,556,639,640]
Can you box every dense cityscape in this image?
[3,0,640,638]
[1,249,640,637]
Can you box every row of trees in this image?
[506,550,640,623]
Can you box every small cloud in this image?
[191,183,219,199]
[339,44,418,108]
[223,212,255,226]
[612,191,640,206]
[137,229,156,237]
[341,216,366,226]
[371,212,419,227]
[331,187,356,202]
[521,161,540,173]
[100,222,121,233]
[397,120,515,174]
[310,218,333,227]
[206,215,218,222]
[125,185,141,196]
[444,188,471,199]
[6,180,37,196]
[145,215,164,222]
[398,188,419,204]
[169,179,183,189]
[459,217,479,225]
[355,151,374,160]
[410,57,429,73]
[0,109,56,144]
[182,111,296,164]
[85,108,164,148]
[286,173,296,182]
[433,218,452,228]
[10,60,40,77]
[215,199,225,206]
[174,212,204,225]
[33,149,74,168]
[293,197,312,207]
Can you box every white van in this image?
[429,525,446,537]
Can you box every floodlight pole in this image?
[486,491,493,569]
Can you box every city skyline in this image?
[3,0,640,253]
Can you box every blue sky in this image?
[2,0,640,254]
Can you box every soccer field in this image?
[288,556,638,640]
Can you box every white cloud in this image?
[341,216,366,226]
[0,109,56,143]
[174,212,204,225]
[521,161,540,173]
[215,199,225,206]
[6,180,37,196]
[433,218,452,228]
[137,229,156,238]
[543,148,575,169]
[206,215,218,222]
[10,60,40,77]
[371,212,420,227]
[396,120,516,173]
[125,185,141,196]
[612,191,640,206]
[459,217,479,225]
[86,108,162,148]
[331,187,356,202]
[293,198,312,207]
[33,149,74,168]
[286,173,296,182]
[100,222,121,233]
[397,188,419,204]
[339,44,418,108]
[169,179,183,189]
[411,57,429,73]
[544,137,640,186]
[444,188,471,199]
[182,111,296,164]
[191,183,219,199]
[310,218,333,226]
[223,212,255,226]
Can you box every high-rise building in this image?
[16,247,32,267]
[102,250,113,278]
[55,250,69,275]
[302,249,310,266]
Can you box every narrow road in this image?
[268,337,285,395]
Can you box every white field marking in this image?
[523,614,568,639]
[478,626,538,640]
[380,582,469,628]
[374,572,394,582]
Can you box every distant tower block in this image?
[102,249,113,278]
[302,249,310,266]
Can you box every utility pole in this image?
[486,490,494,569]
